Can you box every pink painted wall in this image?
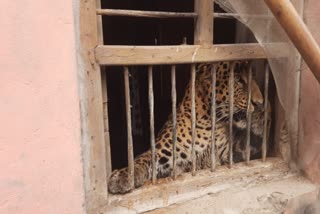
[0,1,84,213]
[299,0,320,183]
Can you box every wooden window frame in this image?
[79,0,297,213]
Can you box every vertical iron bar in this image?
[124,67,134,189]
[191,64,196,175]
[228,62,235,167]
[171,65,177,178]
[211,65,217,171]
[262,63,270,162]
[148,66,156,184]
[245,63,253,164]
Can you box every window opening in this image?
[80,0,300,213]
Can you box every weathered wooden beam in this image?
[214,13,272,19]
[228,62,235,167]
[124,67,135,191]
[79,0,108,212]
[95,43,289,66]
[210,65,217,172]
[104,158,294,213]
[194,0,214,45]
[96,9,272,20]
[96,9,197,18]
[148,66,157,184]
[262,64,270,162]
[245,64,253,164]
[191,65,196,176]
[101,72,112,178]
[264,0,320,84]
[171,65,178,178]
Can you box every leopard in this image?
[108,61,269,194]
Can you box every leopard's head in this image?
[196,61,266,131]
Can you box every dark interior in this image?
[101,1,276,170]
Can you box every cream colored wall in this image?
[0,0,84,213]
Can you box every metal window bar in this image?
[124,67,135,190]
[191,64,197,175]
[210,65,217,171]
[262,63,270,161]
[171,65,178,178]
[228,62,235,167]
[148,66,157,184]
[245,63,253,164]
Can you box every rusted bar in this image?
[148,66,156,184]
[210,65,217,171]
[262,64,270,162]
[228,62,235,167]
[124,67,134,189]
[101,71,112,178]
[245,63,253,164]
[264,0,320,84]
[171,65,177,178]
[191,64,196,175]
[96,9,197,18]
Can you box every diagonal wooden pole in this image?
[264,0,320,84]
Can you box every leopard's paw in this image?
[108,169,133,194]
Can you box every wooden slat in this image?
[96,0,112,183]
[148,66,156,184]
[96,0,104,44]
[262,64,270,162]
[95,43,289,66]
[171,65,178,178]
[245,64,253,164]
[96,8,273,20]
[210,65,217,171]
[194,0,214,45]
[101,72,112,178]
[191,65,196,176]
[79,0,108,212]
[96,9,197,18]
[124,67,135,190]
[214,13,273,19]
[228,62,235,167]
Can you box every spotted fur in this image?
[108,61,267,194]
